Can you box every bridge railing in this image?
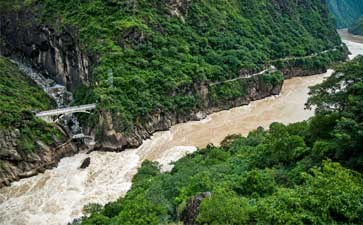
[35,104,97,117]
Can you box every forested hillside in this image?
[0,0,347,150]
[349,16,363,35]
[0,57,61,153]
[81,57,363,225]
[0,57,72,187]
[327,0,363,28]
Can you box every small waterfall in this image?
[11,60,72,108]
[0,72,329,225]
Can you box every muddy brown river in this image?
[0,33,362,225]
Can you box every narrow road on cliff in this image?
[209,66,277,86]
[209,46,341,87]
[0,36,360,225]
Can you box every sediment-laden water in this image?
[0,33,362,225]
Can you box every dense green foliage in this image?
[0,0,35,12]
[327,0,363,28]
[273,47,348,75]
[0,57,52,127]
[6,0,345,133]
[0,57,62,153]
[349,16,363,35]
[307,56,363,171]
[81,57,363,224]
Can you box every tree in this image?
[307,57,363,171]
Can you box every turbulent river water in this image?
[0,32,363,225]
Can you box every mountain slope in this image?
[0,0,347,151]
[0,57,57,152]
[81,57,363,225]
[0,57,76,187]
[349,16,363,35]
[327,0,363,28]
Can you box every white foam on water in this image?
[156,146,198,172]
[1,37,362,225]
[343,40,363,59]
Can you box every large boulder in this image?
[79,157,91,169]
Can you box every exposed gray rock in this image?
[0,1,327,176]
[0,9,91,92]
[0,129,78,188]
[94,75,283,151]
[167,0,192,22]
[281,67,327,79]
[181,192,212,225]
[0,130,22,161]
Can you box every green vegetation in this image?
[327,0,363,28]
[0,57,63,153]
[0,57,52,127]
[0,0,35,12]
[208,71,284,106]
[81,57,363,224]
[2,0,346,134]
[349,16,363,35]
[274,46,348,75]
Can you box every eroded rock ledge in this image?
[94,74,283,151]
[0,2,342,187]
[0,129,78,188]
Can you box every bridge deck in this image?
[72,134,94,139]
[36,104,97,117]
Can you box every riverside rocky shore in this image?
[0,0,347,188]
[0,60,326,188]
[0,128,78,188]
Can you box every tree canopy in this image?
[81,57,363,224]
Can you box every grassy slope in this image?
[0,57,62,153]
[5,0,344,133]
[81,57,363,225]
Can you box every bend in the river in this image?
[0,32,362,225]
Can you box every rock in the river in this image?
[79,157,91,169]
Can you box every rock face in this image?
[0,129,78,188]
[280,67,327,79]
[0,130,22,161]
[181,192,212,225]
[167,0,192,22]
[0,9,91,92]
[0,2,334,157]
[94,73,283,151]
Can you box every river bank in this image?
[338,29,363,59]
[0,70,332,225]
[0,34,361,225]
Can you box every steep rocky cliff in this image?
[0,0,347,153]
[0,9,91,92]
[0,57,78,187]
[95,71,283,151]
[0,129,77,187]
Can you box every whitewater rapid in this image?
[0,33,362,225]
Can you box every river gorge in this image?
[0,32,362,225]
